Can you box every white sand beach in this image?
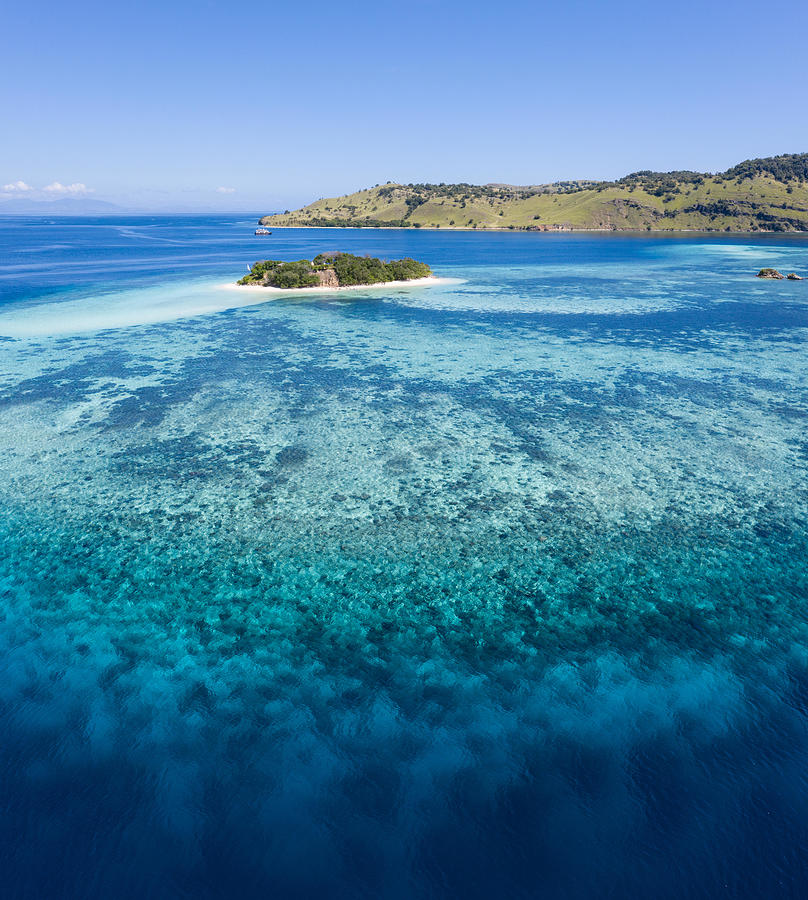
[223,276,461,294]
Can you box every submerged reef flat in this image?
[237,252,432,289]
[2,220,808,898]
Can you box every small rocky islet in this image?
[756,268,803,279]
[237,252,431,288]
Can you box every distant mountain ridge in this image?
[0,197,124,215]
[260,153,808,232]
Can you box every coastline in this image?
[256,224,808,235]
[223,275,460,294]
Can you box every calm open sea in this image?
[1,216,807,898]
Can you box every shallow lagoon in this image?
[1,218,807,897]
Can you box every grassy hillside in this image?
[261,154,808,232]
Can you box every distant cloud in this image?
[2,180,33,192]
[43,182,94,195]
[216,186,236,194]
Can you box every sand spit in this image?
[223,276,461,294]
[0,277,465,339]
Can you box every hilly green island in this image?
[260,153,808,232]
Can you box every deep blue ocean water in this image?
[1,216,807,898]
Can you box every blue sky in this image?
[2,0,807,211]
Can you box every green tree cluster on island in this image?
[238,253,431,288]
[238,259,319,288]
[324,253,431,285]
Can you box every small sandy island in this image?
[223,275,457,294]
[229,252,454,294]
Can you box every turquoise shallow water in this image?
[1,218,807,897]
